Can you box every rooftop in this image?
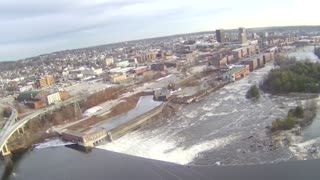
[17,91,40,100]
[223,66,246,76]
[134,66,148,70]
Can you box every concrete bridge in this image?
[0,111,39,156]
[0,107,19,156]
[0,96,82,156]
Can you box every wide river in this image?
[1,46,320,179]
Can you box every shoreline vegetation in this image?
[315,47,320,59]
[271,102,317,132]
[246,85,260,100]
[261,55,319,133]
[261,56,320,94]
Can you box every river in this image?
[93,96,162,131]
[96,46,320,165]
[1,46,320,179]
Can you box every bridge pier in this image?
[15,116,19,123]
[17,126,25,134]
[1,144,11,156]
[107,132,113,142]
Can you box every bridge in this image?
[0,96,82,156]
[0,111,39,156]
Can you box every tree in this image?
[262,56,320,94]
[3,107,12,118]
[295,106,304,118]
[246,85,260,100]
[283,116,295,130]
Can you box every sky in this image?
[0,0,319,61]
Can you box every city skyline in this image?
[1,0,319,61]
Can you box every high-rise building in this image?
[239,27,246,34]
[239,27,248,45]
[252,33,257,40]
[216,29,225,43]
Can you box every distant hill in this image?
[2,25,320,66]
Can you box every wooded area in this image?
[262,56,320,93]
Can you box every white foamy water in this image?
[35,139,74,149]
[97,131,239,165]
[95,49,320,166]
[96,63,295,165]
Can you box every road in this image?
[0,106,18,139]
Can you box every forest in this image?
[262,56,320,93]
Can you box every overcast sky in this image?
[0,0,318,61]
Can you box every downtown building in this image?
[239,27,248,45]
[216,29,226,43]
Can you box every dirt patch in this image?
[175,76,200,88]
[80,86,126,111]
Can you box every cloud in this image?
[0,0,318,61]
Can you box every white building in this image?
[18,85,33,92]
[9,77,24,82]
[62,71,69,77]
[47,92,61,105]
[82,68,103,76]
[105,57,114,66]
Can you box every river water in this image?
[287,46,318,61]
[1,46,320,179]
[95,46,320,166]
[97,64,295,165]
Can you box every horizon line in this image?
[2,24,320,63]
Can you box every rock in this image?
[309,146,317,153]
[247,135,254,139]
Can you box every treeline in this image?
[25,103,83,132]
[80,86,126,111]
[246,85,260,100]
[315,47,320,59]
[2,107,12,118]
[262,56,320,93]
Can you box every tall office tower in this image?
[239,27,246,34]
[239,27,248,45]
[252,33,257,40]
[216,29,225,43]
